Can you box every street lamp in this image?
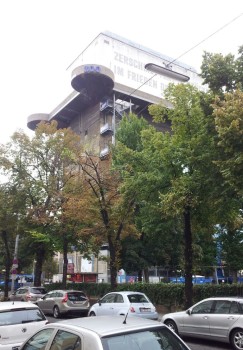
[145,63,190,82]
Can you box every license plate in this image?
[140,308,151,312]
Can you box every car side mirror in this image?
[187,309,192,315]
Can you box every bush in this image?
[43,282,243,310]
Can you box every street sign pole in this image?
[10,234,19,294]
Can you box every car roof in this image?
[50,290,85,292]
[0,301,40,310]
[56,316,164,336]
[204,297,243,302]
[47,290,86,293]
[105,291,145,295]
[17,286,43,289]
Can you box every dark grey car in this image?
[36,289,90,318]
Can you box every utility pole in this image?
[10,234,19,294]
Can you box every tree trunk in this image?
[138,269,143,282]
[143,267,149,283]
[108,234,117,289]
[62,236,68,289]
[184,207,193,309]
[1,230,11,299]
[34,243,45,286]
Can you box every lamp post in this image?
[145,63,190,82]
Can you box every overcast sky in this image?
[0,0,242,143]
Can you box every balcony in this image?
[100,123,113,135]
[100,146,109,159]
[100,99,113,112]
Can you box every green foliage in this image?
[200,46,243,94]
[43,282,243,311]
[213,89,243,197]
[200,52,236,93]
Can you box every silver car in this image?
[20,315,191,350]
[36,289,90,318]
[161,296,243,350]
[88,291,158,320]
[9,286,47,302]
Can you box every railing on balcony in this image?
[100,123,113,135]
[100,146,109,159]
[100,99,113,112]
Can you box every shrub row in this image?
[44,282,243,310]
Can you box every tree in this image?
[201,50,243,280]
[212,89,243,197]
[0,183,25,298]
[0,121,83,286]
[200,46,243,94]
[114,89,225,308]
[77,152,138,289]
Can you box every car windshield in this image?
[68,292,87,301]
[102,328,188,350]
[0,308,46,326]
[127,294,149,303]
[31,288,47,294]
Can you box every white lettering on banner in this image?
[127,71,157,88]
[114,52,146,72]
[160,82,168,92]
[114,65,124,76]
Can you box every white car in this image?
[20,315,191,350]
[88,291,158,320]
[0,301,48,350]
[161,297,243,350]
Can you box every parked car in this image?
[161,296,243,350]
[88,291,158,320]
[19,315,191,350]
[36,289,90,318]
[9,286,47,302]
[0,301,48,350]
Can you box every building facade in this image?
[27,32,205,282]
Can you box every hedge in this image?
[44,282,243,310]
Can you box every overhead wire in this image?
[65,13,243,118]
[125,12,243,103]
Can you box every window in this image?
[214,300,231,314]
[50,330,81,350]
[230,301,241,314]
[17,288,27,295]
[101,294,116,303]
[128,294,149,303]
[68,292,87,302]
[103,328,188,350]
[22,328,54,350]
[115,294,124,303]
[30,287,47,294]
[192,300,214,314]
[0,308,46,326]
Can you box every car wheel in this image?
[164,319,178,334]
[53,306,61,318]
[89,311,96,316]
[230,328,243,350]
